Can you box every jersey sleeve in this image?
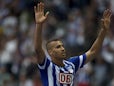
[68,54,86,71]
[38,57,50,70]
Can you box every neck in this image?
[51,57,64,67]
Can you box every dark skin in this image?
[34,2,112,66]
[47,41,67,66]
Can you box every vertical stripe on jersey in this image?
[55,65,60,86]
[52,64,57,86]
[80,54,86,68]
[39,69,48,86]
[38,58,50,86]
[48,62,53,86]
[79,55,83,68]
[60,69,63,86]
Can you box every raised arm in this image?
[85,9,112,63]
[34,2,49,64]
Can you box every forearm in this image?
[85,9,111,63]
[34,23,45,63]
[34,23,43,51]
[33,2,49,63]
[85,28,107,63]
[90,28,107,54]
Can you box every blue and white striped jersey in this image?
[38,54,86,86]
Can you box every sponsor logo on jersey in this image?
[59,73,73,84]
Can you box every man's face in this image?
[48,41,66,60]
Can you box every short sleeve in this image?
[68,54,86,71]
[38,57,50,70]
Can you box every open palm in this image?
[101,9,112,30]
[34,2,49,24]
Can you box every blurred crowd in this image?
[0,0,114,86]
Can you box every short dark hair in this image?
[46,38,62,51]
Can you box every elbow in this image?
[34,47,43,55]
[35,48,38,54]
[35,48,41,55]
[89,49,100,57]
[34,45,42,52]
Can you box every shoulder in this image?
[38,57,51,69]
[67,54,86,62]
[67,54,86,68]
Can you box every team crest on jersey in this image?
[59,73,73,84]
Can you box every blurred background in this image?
[0,0,114,86]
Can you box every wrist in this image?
[36,23,43,30]
[36,22,43,25]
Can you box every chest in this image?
[54,64,75,84]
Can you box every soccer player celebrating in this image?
[34,2,112,86]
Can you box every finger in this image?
[37,3,40,12]
[101,19,104,25]
[103,10,107,18]
[34,6,37,13]
[109,13,112,19]
[105,9,109,17]
[42,3,44,12]
[39,2,42,12]
[40,2,44,12]
[38,2,41,12]
[45,11,49,18]
[104,9,109,18]
[108,10,112,19]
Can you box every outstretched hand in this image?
[101,9,112,31]
[34,2,49,24]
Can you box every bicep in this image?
[35,49,45,64]
[85,50,95,63]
